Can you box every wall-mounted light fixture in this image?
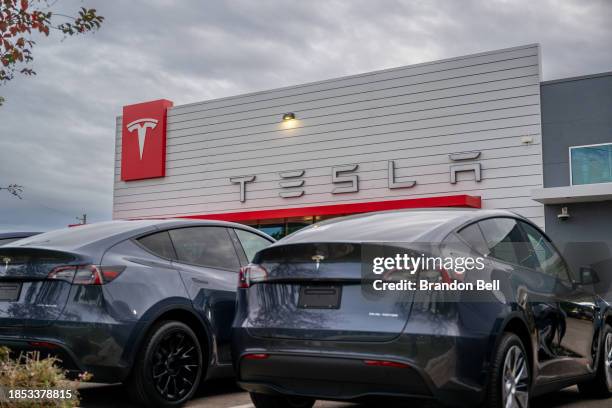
[558,206,570,221]
[521,135,534,145]
[282,112,296,121]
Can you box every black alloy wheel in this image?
[151,327,201,401]
[128,320,203,407]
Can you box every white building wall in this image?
[113,44,544,227]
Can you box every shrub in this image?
[0,346,90,408]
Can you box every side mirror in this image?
[579,267,600,285]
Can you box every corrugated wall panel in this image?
[114,160,542,203]
[168,46,538,116]
[113,44,543,223]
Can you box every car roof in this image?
[278,208,525,244]
[6,219,272,262]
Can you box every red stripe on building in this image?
[180,194,481,222]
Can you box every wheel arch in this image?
[491,313,535,384]
[152,308,212,361]
[122,300,214,380]
[604,310,612,327]
[504,317,533,365]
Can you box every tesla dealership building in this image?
[112,44,612,248]
[114,44,545,239]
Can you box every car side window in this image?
[138,231,177,260]
[519,221,572,282]
[457,223,489,255]
[169,227,240,270]
[478,218,524,264]
[234,229,272,262]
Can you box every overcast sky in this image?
[0,0,611,231]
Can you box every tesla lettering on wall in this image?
[231,153,483,202]
[121,99,173,181]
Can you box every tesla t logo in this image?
[312,255,325,270]
[121,99,173,181]
[126,118,158,160]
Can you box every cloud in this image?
[0,0,610,231]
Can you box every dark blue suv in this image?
[232,209,612,408]
[0,219,273,407]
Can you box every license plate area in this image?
[0,282,22,301]
[298,285,341,309]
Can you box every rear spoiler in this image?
[0,247,90,279]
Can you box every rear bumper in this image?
[238,353,432,401]
[0,321,134,383]
[232,327,493,407]
[0,336,82,373]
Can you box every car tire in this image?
[484,332,531,408]
[578,324,612,398]
[127,320,203,407]
[250,392,315,408]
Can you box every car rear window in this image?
[258,242,361,263]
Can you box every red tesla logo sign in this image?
[121,99,173,181]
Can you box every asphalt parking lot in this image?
[78,380,612,408]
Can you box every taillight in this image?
[243,353,269,360]
[99,266,126,282]
[28,341,59,349]
[238,267,249,288]
[238,264,268,288]
[439,268,454,283]
[47,266,78,283]
[73,265,104,285]
[47,265,125,285]
[441,266,467,282]
[364,359,409,368]
[418,268,461,284]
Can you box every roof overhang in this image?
[180,194,482,222]
[531,183,612,204]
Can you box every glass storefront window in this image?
[570,143,612,185]
[286,216,314,236]
[314,215,340,223]
[242,215,343,239]
[257,219,285,240]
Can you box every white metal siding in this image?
[113,44,544,227]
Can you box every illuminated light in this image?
[29,341,59,349]
[363,359,409,368]
[280,116,299,130]
[281,112,298,130]
[243,353,269,360]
